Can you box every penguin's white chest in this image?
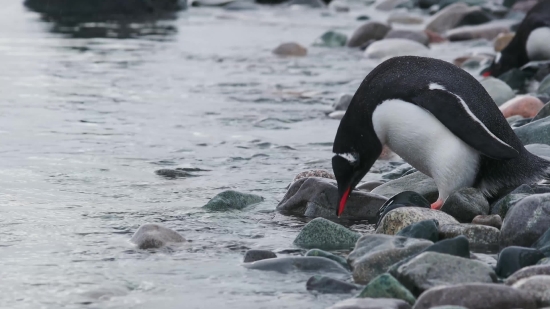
[372,99,480,199]
[526,27,550,61]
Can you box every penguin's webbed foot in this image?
[431,199,443,210]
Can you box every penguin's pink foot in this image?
[431,199,443,210]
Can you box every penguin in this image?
[333,56,549,217]
[483,0,550,77]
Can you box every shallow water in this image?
[0,2,494,308]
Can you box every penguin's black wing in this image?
[410,88,519,160]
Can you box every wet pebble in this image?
[471,214,502,229]
[496,246,545,278]
[376,207,458,235]
[438,223,500,250]
[387,12,424,25]
[425,3,480,33]
[375,0,409,11]
[357,273,416,305]
[272,42,307,56]
[446,22,510,41]
[440,187,489,223]
[498,68,529,90]
[243,249,276,263]
[305,249,349,270]
[327,298,411,309]
[395,219,439,242]
[293,218,361,250]
[203,190,264,211]
[364,39,428,59]
[500,193,550,247]
[499,95,544,118]
[347,22,391,48]
[243,256,349,274]
[384,30,429,46]
[332,93,353,111]
[480,77,515,106]
[371,171,438,201]
[505,264,550,285]
[314,31,348,47]
[306,275,359,294]
[329,111,346,119]
[130,223,185,250]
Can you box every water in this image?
[0,2,492,308]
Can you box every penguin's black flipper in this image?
[411,88,519,160]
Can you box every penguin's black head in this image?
[481,52,517,77]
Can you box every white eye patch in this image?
[336,152,359,164]
[495,52,502,64]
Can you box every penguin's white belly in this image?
[372,99,480,200]
[527,27,550,61]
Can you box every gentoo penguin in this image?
[483,0,550,77]
[333,56,549,216]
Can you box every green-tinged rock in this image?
[306,275,359,294]
[203,190,264,211]
[357,273,416,305]
[396,220,439,242]
[306,249,349,270]
[376,207,458,235]
[314,31,347,47]
[515,116,550,145]
[500,194,550,248]
[512,275,550,307]
[496,246,545,278]
[293,218,360,250]
[538,74,550,96]
[243,256,349,274]
[371,172,438,202]
[440,187,489,223]
[480,77,515,106]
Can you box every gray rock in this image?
[332,94,353,111]
[277,177,387,220]
[428,307,468,309]
[393,252,496,295]
[306,276,359,294]
[387,13,424,25]
[425,3,481,33]
[471,252,498,268]
[348,234,432,284]
[533,102,550,121]
[505,265,550,285]
[480,77,515,106]
[347,22,391,48]
[526,143,550,159]
[287,0,325,7]
[329,111,346,120]
[490,184,534,218]
[384,30,429,46]
[356,181,385,192]
[471,214,502,229]
[440,188,489,223]
[381,164,414,181]
[538,74,550,97]
[438,224,499,250]
[328,297,412,309]
[396,219,439,242]
[515,116,550,145]
[496,246,545,278]
[243,250,276,263]
[446,22,511,41]
[375,0,409,10]
[500,193,550,247]
[539,257,550,265]
[371,172,438,202]
[357,273,416,305]
[512,275,550,307]
[293,218,361,250]
[364,39,428,59]
[306,249,349,270]
[413,283,537,309]
[314,31,348,48]
[243,256,349,274]
[293,170,334,183]
[533,227,550,257]
[203,190,264,211]
[130,223,185,249]
[273,42,307,57]
[24,0,187,15]
[376,207,459,235]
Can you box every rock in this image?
[471,214,502,229]
[277,177,387,220]
[243,256,349,274]
[480,77,515,106]
[332,94,353,111]
[329,111,346,120]
[418,0,437,8]
[356,15,370,21]
[413,283,537,309]
[314,31,348,47]
[376,207,459,235]
[357,181,385,192]
[293,218,360,250]
[364,39,428,59]
[384,30,429,46]
[223,1,258,10]
[306,249,349,270]
[381,164,415,181]
[347,22,391,48]
[500,194,550,247]
[375,0,409,10]
[512,275,550,307]
[471,252,498,268]
[533,227,550,257]
[499,95,544,118]
[428,307,468,309]
[514,116,550,145]
[293,170,334,183]
[496,246,545,277]
[494,32,515,52]
[425,29,447,43]
[155,168,197,179]
[440,188,489,223]
[505,264,550,285]
[348,234,432,284]
[287,0,325,7]
[539,74,550,96]
[446,23,510,41]
[371,172,438,202]
[273,42,307,57]
[327,298,412,309]
[438,0,486,9]
[306,276,359,294]
[393,252,496,295]
[376,191,431,226]
[24,0,186,15]
[357,273,416,305]
[490,184,534,218]
[533,103,550,122]
[328,0,350,12]
[387,13,424,25]
[396,220,439,242]
[243,249,277,263]
[539,257,550,265]
[130,223,185,249]
[498,68,530,90]
[203,190,264,211]
[438,224,499,250]
[425,3,480,34]
[456,9,493,27]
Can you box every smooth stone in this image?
[306,249,349,270]
[24,0,186,15]
[396,220,439,242]
[533,103,550,121]
[471,214,502,229]
[446,23,510,41]
[272,42,307,56]
[348,234,432,284]
[329,111,346,120]
[328,298,412,309]
[381,164,415,181]
[538,74,550,96]
[371,172,438,202]
[440,188,489,223]
[376,191,430,225]
[480,77,515,106]
[356,15,370,21]
[425,3,480,33]
[328,0,350,12]
[387,13,424,25]
[456,9,493,27]
[498,68,529,90]
[293,218,361,250]
[332,93,353,111]
[293,170,334,182]
[364,39,428,59]
[314,31,348,47]
[306,276,359,294]
[425,29,447,43]
[515,116,550,145]
[358,273,416,305]
[539,257,550,265]
[512,275,550,307]
[347,22,391,48]
[287,0,325,7]
[243,249,277,263]
[244,256,349,274]
[277,177,387,220]
[130,223,185,250]
[155,168,196,179]
[507,115,525,125]
[438,0,486,9]
[356,181,385,192]
[375,0,409,11]
[496,246,545,277]
[81,285,130,300]
[490,184,534,218]
[413,283,537,309]
[533,227,550,257]
[505,265,550,285]
[500,95,544,118]
[494,32,515,52]
[384,30,429,46]
[376,207,459,235]
[394,252,496,295]
[500,194,550,247]
[223,1,258,10]
[438,224,499,250]
[471,252,498,268]
[203,190,264,211]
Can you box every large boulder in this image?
[347,22,391,48]
[293,218,361,250]
[376,207,459,235]
[306,249,349,270]
[533,227,550,257]
[440,188,489,223]
[371,172,438,202]
[500,194,550,247]
[130,223,185,249]
[203,190,264,211]
[24,0,187,15]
